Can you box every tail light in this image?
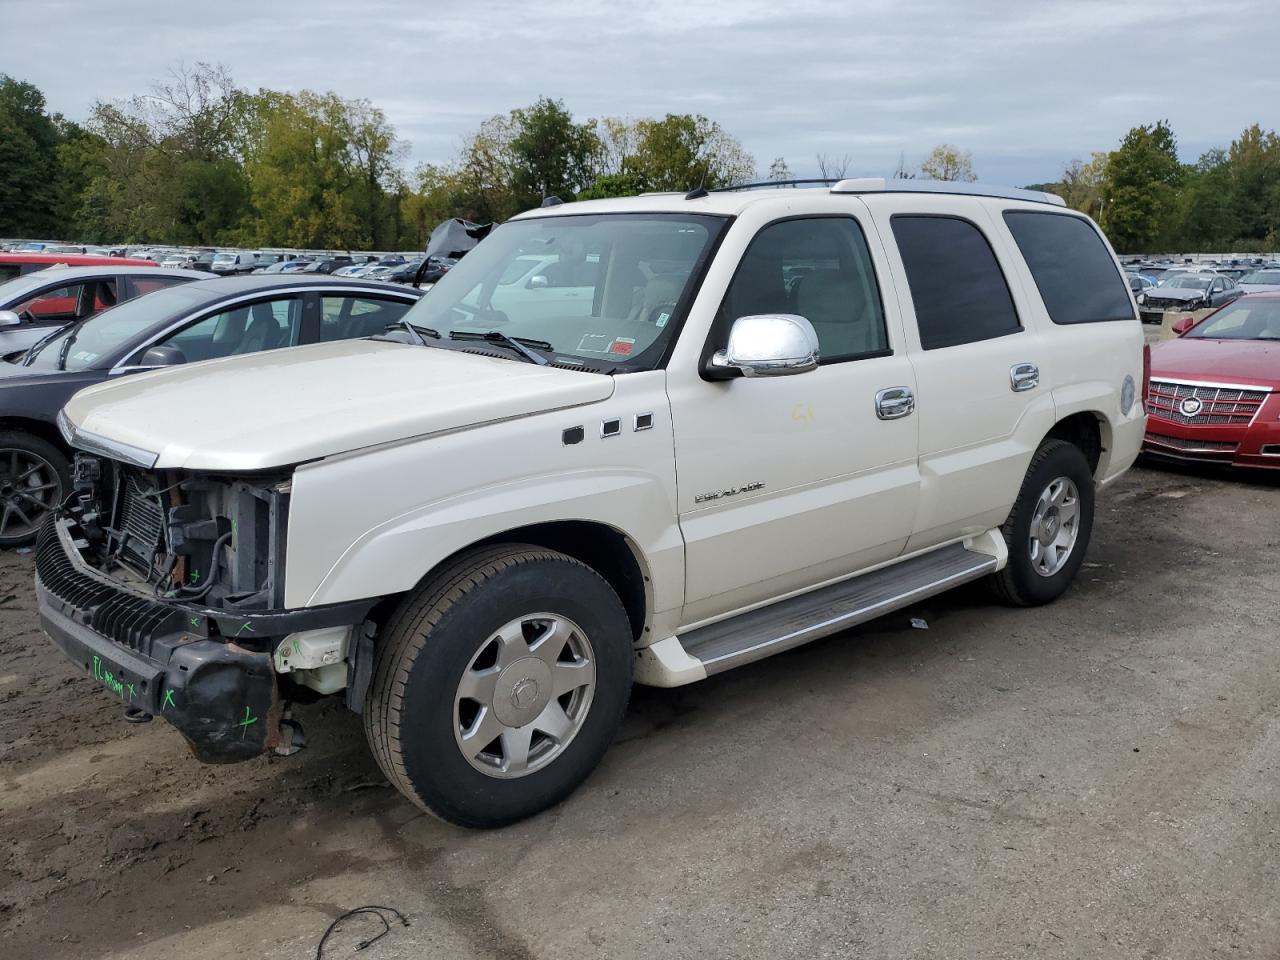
[1141,343,1151,412]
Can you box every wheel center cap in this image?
[491,657,553,728]
[1040,508,1060,545]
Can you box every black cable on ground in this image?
[315,905,410,959]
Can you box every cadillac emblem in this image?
[1179,396,1204,417]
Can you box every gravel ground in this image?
[2,461,1278,960]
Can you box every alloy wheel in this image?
[1028,476,1081,578]
[0,449,61,541]
[453,613,596,779]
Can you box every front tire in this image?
[990,439,1095,607]
[364,544,633,828]
[0,431,70,548]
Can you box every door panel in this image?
[670,212,920,626]
[866,198,1055,550]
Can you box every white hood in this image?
[63,340,615,471]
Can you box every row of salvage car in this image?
[0,260,423,544]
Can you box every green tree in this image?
[1100,121,1181,253]
[629,114,754,190]
[85,63,252,243]
[0,75,72,236]
[1225,124,1280,243]
[508,97,599,207]
[920,144,976,182]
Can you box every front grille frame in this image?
[1146,433,1239,454]
[1147,378,1270,427]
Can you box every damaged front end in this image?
[35,450,377,763]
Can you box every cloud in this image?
[6,0,1277,185]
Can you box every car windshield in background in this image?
[1243,271,1280,284]
[398,213,726,370]
[24,283,211,371]
[1161,276,1213,290]
[0,272,75,304]
[1185,299,1280,340]
[212,253,236,263]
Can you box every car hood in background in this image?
[1146,288,1207,303]
[1150,337,1280,390]
[62,340,615,471]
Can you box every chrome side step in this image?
[679,542,998,675]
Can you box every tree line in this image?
[1028,121,1280,253]
[0,64,756,250]
[2,64,1276,254]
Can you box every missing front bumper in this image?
[35,515,378,763]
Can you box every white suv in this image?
[40,179,1146,827]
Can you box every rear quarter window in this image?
[1003,211,1135,324]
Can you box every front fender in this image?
[284,383,682,624]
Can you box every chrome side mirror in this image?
[709,314,820,378]
[0,310,21,328]
[528,274,549,289]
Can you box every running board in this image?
[679,542,998,675]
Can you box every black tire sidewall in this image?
[0,431,70,547]
[1003,444,1095,605]
[393,556,633,827]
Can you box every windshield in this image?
[398,213,726,370]
[1185,299,1280,340]
[0,271,76,307]
[1160,275,1213,290]
[25,282,211,370]
[1242,271,1280,284]
[212,253,235,263]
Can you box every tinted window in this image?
[1003,211,1134,324]
[319,294,413,342]
[124,275,193,298]
[892,215,1020,350]
[721,217,888,362]
[147,297,302,364]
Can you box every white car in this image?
[1238,269,1280,293]
[41,179,1146,827]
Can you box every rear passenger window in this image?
[892,215,1020,350]
[1003,211,1134,324]
[124,275,192,298]
[319,295,413,342]
[721,217,888,362]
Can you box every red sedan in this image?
[1143,292,1280,469]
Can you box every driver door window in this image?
[145,297,301,364]
[13,279,117,326]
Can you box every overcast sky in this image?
[7,0,1277,186]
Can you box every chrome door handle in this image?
[875,386,915,420]
[1010,362,1039,392]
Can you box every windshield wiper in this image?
[56,318,90,370]
[397,320,440,345]
[449,330,551,365]
[21,322,72,366]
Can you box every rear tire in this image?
[364,544,633,828]
[0,431,69,548]
[990,440,1095,607]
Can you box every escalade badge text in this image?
[1179,396,1203,417]
[694,481,765,504]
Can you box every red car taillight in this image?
[1141,343,1151,412]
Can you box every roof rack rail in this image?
[711,178,840,193]
[829,177,1066,207]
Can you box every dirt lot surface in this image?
[2,462,1278,960]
